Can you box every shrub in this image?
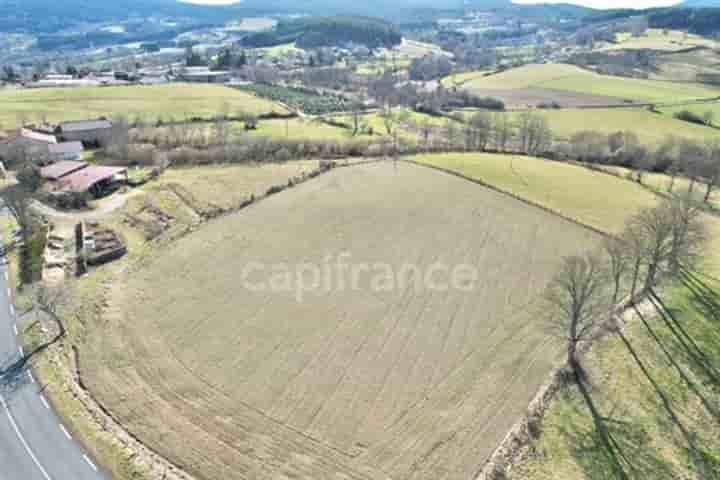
[673,110,709,126]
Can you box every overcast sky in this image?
[512,0,680,8]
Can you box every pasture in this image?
[0,84,287,127]
[411,153,658,234]
[597,29,720,53]
[454,63,720,106]
[82,161,599,480]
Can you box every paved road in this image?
[0,256,107,479]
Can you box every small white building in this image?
[178,66,231,83]
[0,128,57,163]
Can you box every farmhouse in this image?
[48,141,84,162]
[40,160,127,197]
[0,128,57,162]
[56,119,113,146]
[178,66,231,83]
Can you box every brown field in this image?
[83,162,599,480]
[470,87,632,109]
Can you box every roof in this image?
[59,119,113,132]
[58,166,126,193]
[0,128,57,145]
[48,141,84,155]
[40,160,88,180]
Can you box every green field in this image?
[247,118,350,140]
[457,64,720,103]
[598,28,720,52]
[660,102,720,127]
[410,153,658,234]
[0,84,287,127]
[512,108,720,144]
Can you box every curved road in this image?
[0,242,107,479]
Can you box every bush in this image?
[673,110,709,126]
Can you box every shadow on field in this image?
[559,400,675,480]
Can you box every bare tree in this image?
[603,237,629,305]
[678,139,707,194]
[469,112,492,152]
[665,194,707,275]
[492,112,512,152]
[628,204,675,290]
[545,253,610,368]
[630,147,654,185]
[701,139,720,203]
[518,112,552,156]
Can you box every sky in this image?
[181,0,683,7]
[512,0,680,7]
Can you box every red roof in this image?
[41,161,88,180]
[58,166,126,193]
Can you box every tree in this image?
[701,139,720,202]
[628,204,675,290]
[242,112,259,130]
[518,112,552,156]
[570,131,608,162]
[678,139,707,193]
[469,112,492,151]
[603,237,629,305]
[492,112,512,152]
[545,253,609,366]
[630,146,654,184]
[665,194,706,275]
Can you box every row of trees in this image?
[544,194,706,478]
[568,132,720,202]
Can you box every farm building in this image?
[41,160,127,197]
[178,67,231,83]
[40,160,88,181]
[56,119,113,146]
[48,141,84,162]
[0,128,57,163]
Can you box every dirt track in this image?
[82,162,600,480]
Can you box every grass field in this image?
[410,153,658,234]
[660,102,720,127]
[597,28,720,52]
[0,84,287,127]
[511,108,720,144]
[247,118,351,140]
[81,161,598,480]
[455,64,720,105]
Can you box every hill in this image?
[241,16,402,49]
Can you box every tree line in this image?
[543,193,706,479]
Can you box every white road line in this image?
[0,394,53,480]
[7,288,11,298]
[9,304,14,316]
[4,271,8,281]
[18,346,23,357]
[59,424,72,441]
[27,371,34,384]
[40,396,50,410]
[83,454,98,471]
[12,324,17,336]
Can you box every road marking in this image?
[12,324,17,336]
[59,424,72,440]
[4,271,8,281]
[0,394,53,480]
[7,288,11,298]
[27,371,34,384]
[9,304,14,316]
[18,346,23,357]
[83,454,98,471]
[40,395,50,410]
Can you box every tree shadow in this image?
[0,317,63,400]
[635,300,720,421]
[559,400,676,480]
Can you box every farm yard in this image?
[451,63,720,107]
[0,83,287,127]
[80,161,600,480]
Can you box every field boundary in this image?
[403,159,612,239]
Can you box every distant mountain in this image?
[682,0,720,6]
